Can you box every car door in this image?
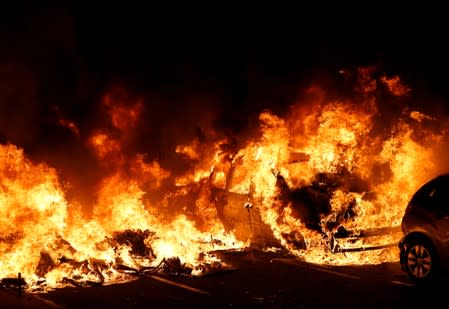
[427,180,449,260]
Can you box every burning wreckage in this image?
[209,151,401,255]
[0,147,402,293]
[1,72,446,292]
[1,222,234,292]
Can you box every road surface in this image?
[2,249,446,308]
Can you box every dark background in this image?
[1,2,448,197]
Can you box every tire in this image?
[404,238,438,283]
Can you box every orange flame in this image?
[58,119,80,136]
[380,75,411,96]
[89,132,122,161]
[2,70,449,291]
[103,91,143,131]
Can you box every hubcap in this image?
[407,244,432,278]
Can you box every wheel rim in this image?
[407,244,432,278]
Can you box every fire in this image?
[175,138,229,186]
[409,110,435,122]
[253,101,442,264]
[380,75,411,96]
[89,132,121,160]
[1,69,448,291]
[0,143,244,290]
[0,144,68,282]
[193,71,446,266]
[58,119,80,137]
[102,89,143,131]
[0,93,246,291]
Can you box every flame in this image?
[0,144,245,290]
[175,138,229,186]
[58,119,80,136]
[176,139,201,161]
[409,110,435,122]
[357,66,377,94]
[2,70,449,291]
[103,90,142,131]
[131,155,171,189]
[219,90,446,265]
[380,75,411,96]
[89,132,121,160]
[0,92,245,291]
[0,144,68,282]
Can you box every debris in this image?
[111,229,155,258]
[1,273,26,296]
[191,260,236,277]
[281,231,306,250]
[160,257,192,275]
[116,264,139,273]
[1,277,26,287]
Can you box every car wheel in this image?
[404,239,437,282]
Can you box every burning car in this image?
[399,173,449,282]
[209,148,402,255]
[1,70,448,291]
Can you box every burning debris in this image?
[1,68,448,291]
[5,227,238,291]
[109,229,156,259]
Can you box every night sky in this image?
[1,3,449,193]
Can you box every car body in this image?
[399,173,449,282]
